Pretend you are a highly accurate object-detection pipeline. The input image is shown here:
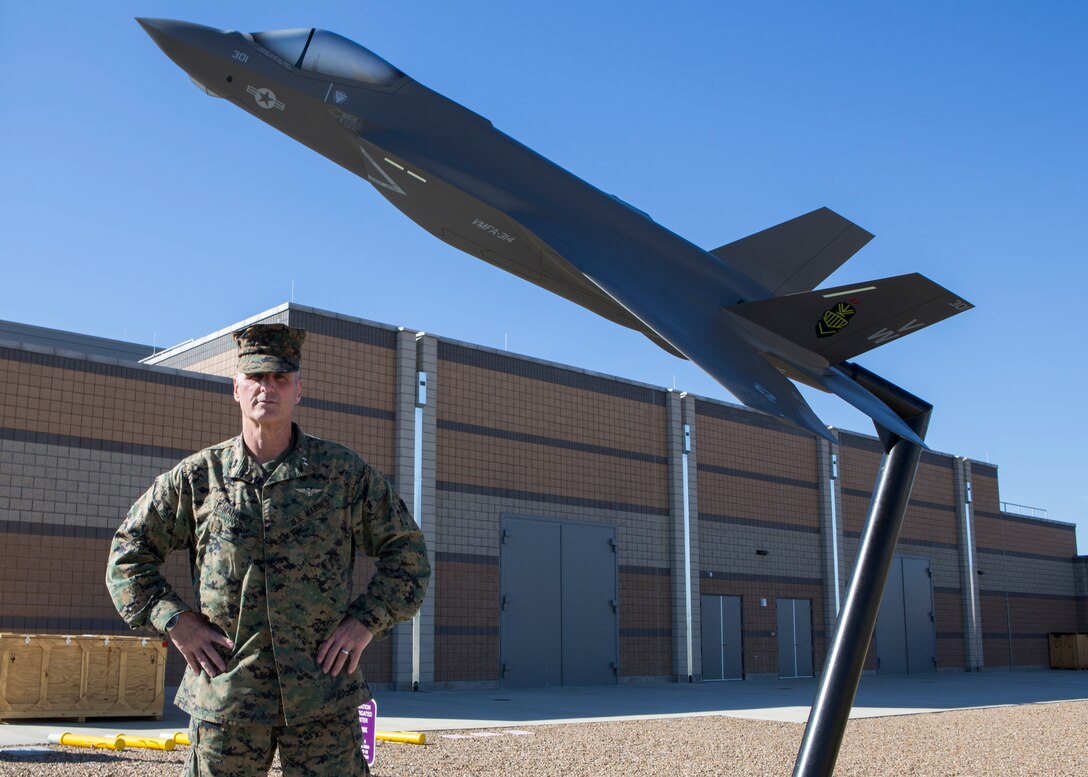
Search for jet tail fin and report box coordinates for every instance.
[710,207,873,295]
[726,273,973,365]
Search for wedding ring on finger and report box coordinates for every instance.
[340,648,352,656]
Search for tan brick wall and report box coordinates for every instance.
[3,307,1083,688]
[0,314,401,685]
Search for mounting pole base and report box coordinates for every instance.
[792,363,932,777]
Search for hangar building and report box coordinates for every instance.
[1,303,1084,688]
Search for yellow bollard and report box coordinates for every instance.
[115,734,175,751]
[158,731,191,746]
[158,728,423,747]
[48,732,126,750]
[376,731,427,745]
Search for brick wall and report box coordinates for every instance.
[2,305,1082,690]
[433,341,672,682]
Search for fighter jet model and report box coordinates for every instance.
[138,19,972,445]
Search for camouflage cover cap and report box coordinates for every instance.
[232,324,306,374]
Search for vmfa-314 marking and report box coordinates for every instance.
[139,19,972,445]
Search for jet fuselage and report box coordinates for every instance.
[140,20,971,444]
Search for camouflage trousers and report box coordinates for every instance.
[183,708,369,777]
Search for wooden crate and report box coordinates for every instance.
[0,633,167,721]
[1048,633,1088,670]
[1074,634,1088,669]
[1049,633,1068,668]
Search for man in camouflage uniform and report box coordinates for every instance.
[107,324,429,776]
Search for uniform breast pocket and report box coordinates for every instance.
[209,512,255,545]
[201,511,259,582]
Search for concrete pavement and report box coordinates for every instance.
[3,670,1087,746]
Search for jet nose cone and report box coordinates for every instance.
[136,17,217,53]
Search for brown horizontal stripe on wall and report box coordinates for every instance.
[435,551,498,566]
[435,626,500,636]
[694,399,810,438]
[933,586,962,595]
[0,615,131,633]
[699,513,821,535]
[971,465,998,479]
[0,519,117,540]
[907,498,957,514]
[937,632,966,640]
[0,427,192,461]
[1,346,232,391]
[837,434,884,453]
[696,464,817,491]
[981,632,1054,640]
[700,571,822,586]
[438,342,665,406]
[290,310,399,348]
[437,419,667,464]
[919,455,956,470]
[620,628,671,638]
[300,397,395,421]
[619,565,671,577]
[842,488,956,514]
[974,510,1077,532]
[436,481,670,516]
[979,590,1078,602]
[975,547,1075,563]
[2,423,393,471]
[843,531,959,551]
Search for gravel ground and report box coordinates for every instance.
[1,701,1085,776]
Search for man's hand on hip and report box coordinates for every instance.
[317,616,373,676]
[168,611,234,677]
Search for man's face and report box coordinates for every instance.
[233,371,302,426]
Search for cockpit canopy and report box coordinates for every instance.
[250,28,404,86]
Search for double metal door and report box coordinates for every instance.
[876,556,936,674]
[701,595,743,680]
[777,598,813,678]
[500,517,618,688]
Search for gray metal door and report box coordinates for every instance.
[500,519,562,687]
[500,517,617,687]
[876,557,909,674]
[902,557,936,673]
[777,598,813,678]
[701,595,743,681]
[561,523,618,685]
[877,556,936,674]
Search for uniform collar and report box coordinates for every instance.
[229,424,314,484]
[267,425,316,485]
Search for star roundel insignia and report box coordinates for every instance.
[246,85,285,111]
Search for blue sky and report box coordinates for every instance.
[2,2,1086,546]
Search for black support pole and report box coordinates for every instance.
[792,363,932,777]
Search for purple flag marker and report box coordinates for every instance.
[357,699,377,766]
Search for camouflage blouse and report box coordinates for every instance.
[107,426,429,725]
